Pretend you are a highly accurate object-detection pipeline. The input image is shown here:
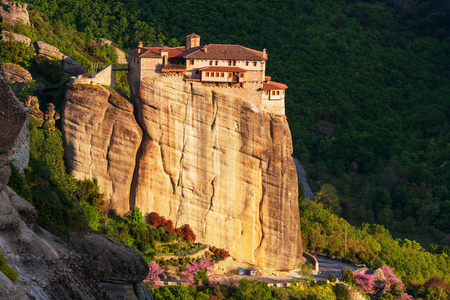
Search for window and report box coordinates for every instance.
[221,72,224,77]
[228,60,232,66]
[215,61,218,66]
[228,72,232,77]
[246,61,249,66]
[277,91,280,95]
[253,62,257,67]
[211,72,214,77]
[209,61,213,65]
[266,91,269,95]
[272,91,276,95]
[216,72,220,77]
[240,73,244,78]
[232,60,236,66]
[206,72,209,77]
[190,60,194,64]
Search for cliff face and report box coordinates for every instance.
[62,84,142,213]
[63,76,302,271]
[130,76,302,270]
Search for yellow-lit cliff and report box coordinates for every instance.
[63,73,302,271]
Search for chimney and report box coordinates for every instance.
[138,41,143,53]
[204,45,208,53]
[263,48,267,59]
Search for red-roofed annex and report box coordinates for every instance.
[127,34,288,114]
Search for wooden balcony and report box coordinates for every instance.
[161,64,186,72]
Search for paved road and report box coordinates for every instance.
[313,255,359,280]
[293,157,314,199]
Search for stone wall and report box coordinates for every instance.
[70,64,113,86]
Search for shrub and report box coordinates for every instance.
[328,273,337,283]
[209,246,230,260]
[176,224,196,242]
[0,249,18,282]
[341,268,354,283]
[144,261,163,289]
[335,283,351,300]
[149,212,175,232]
[181,257,216,287]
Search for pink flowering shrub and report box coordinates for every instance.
[353,266,413,299]
[354,273,375,293]
[181,257,217,287]
[381,266,403,291]
[144,261,163,289]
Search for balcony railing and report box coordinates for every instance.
[161,64,186,72]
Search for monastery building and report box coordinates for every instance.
[127,33,287,115]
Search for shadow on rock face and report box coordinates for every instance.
[0,59,26,155]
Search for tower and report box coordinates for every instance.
[186,33,201,49]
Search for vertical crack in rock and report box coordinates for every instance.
[254,159,265,260]
[129,90,147,210]
[159,131,176,194]
[88,134,93,179]
[203,176,216,236]
[175,86,192,227]
[105,124,116,177]
[211,93,218,130]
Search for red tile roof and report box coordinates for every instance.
[183,44,267,61]
[262,81,288,90]
[128,41,267,62]
[186,33,200,38]
[265,76,271,81]
[127,48,162,58]
[199,66,248,72]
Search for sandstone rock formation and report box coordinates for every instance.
[2,63,35,96]
[62,84,143,213]
[33,40,81,74]
[97,38,128,64]
[43,103,60,131]
[129,76,302,271]
[1,30,31,45]
[0,60,26,157]
[25,95,44,120]
[0,60,153,299]
[0,1,30,26]
[63,72,303,271]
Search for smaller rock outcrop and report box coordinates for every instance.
[0,60,26,156]
[97,38,127,64]
[25,95,44,120]
[63,84,143,213]
[33,41,81,74]
[1,30,31,45]
[43,103,60,131]
[0,1,30,26]
[3,63,34,95]
[70,232,153,300]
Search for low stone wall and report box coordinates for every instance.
[303,251,319,275]
[70,64,113,86]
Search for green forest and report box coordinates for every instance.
[17,0,450,245]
